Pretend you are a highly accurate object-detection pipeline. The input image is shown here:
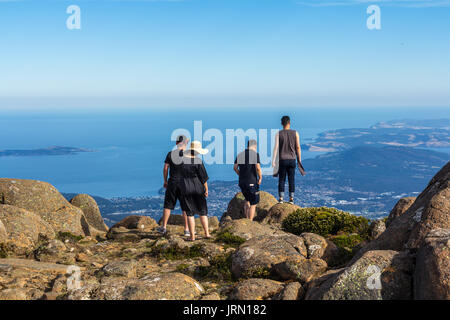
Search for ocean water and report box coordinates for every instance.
[1,107,448,198]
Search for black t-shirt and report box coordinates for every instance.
[235,149,260,185]
[165,149,184,182]
[181,156,209,184]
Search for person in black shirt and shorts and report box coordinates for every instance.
[234,140,262,221]
[179,141,210,241]
[158,135,190,236]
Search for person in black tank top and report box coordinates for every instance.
[272,116,302,204]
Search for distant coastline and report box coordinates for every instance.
[2,116,449,203]
[304,119,450,152]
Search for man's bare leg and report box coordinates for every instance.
[248,204,257,221]
[244,201,250,219]
[162,208,171,228]
[182,211,189,232]
[187,216,196,241]
[199,215,211,238]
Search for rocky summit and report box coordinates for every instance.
[0,162,449,300]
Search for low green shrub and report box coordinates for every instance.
[151,243,203,260]
[215,229,246,247]
[282,207,370,238]
[243,266,272,279]
[0,243,8,258]
[328,233,366,266]
[196,253,233,282]
[331,234,364,249]
[57,232,83,243]
[32,235,50,258]
[175,263,190,272]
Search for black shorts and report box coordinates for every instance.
[239,183,260,205]
[164,181,182,210]
[180,194,208,217]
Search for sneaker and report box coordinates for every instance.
[288,198,294,205]
[278,198,284,203]
[184,230,190,237]
[157,226,167,235]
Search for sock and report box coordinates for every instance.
[289,192,294,200]
[279,192,285,200]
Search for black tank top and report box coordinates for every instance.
[279,129,298,160]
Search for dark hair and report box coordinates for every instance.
[247,139,257,148]
[281,116,290,127]
[176,135,187,145]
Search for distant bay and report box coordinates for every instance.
[1,107,449,198]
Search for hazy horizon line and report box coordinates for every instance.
[0,105,449,114]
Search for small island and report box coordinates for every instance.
[0,146,92,157]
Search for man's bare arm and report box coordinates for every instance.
[233,163,240,176]
[163,163,169,188]
[256,163,262,185]
[204,182,209,197]
[296,132,301,162]
[272,132,279,167]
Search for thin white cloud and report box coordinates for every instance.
[0,0,185,2]
[295,0,450,8]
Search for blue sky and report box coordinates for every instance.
[0,0,449,109]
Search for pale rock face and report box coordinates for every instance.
[262,202,301,226]
[67,273,204,300]
[369,220,386,240]
[222,191,278,222]
[352,162,450,260]
[231,233,309,279]
[0,205,56,254]
[0,219,7,243]
[385,197,416,227]
[70,194,108,232]
[110,215,158,232]
[218,218,286,241]
[102,260,137,278]
[0,178,91,237]
[414,228,450,300]
[273,256,328,284]
[299,233,342,267]
[0,178,70,214]
[306,250,413,300]
[229,278,284,300]
[406,163,450,249]
[0,288,28,300]
[274,281,305,300]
